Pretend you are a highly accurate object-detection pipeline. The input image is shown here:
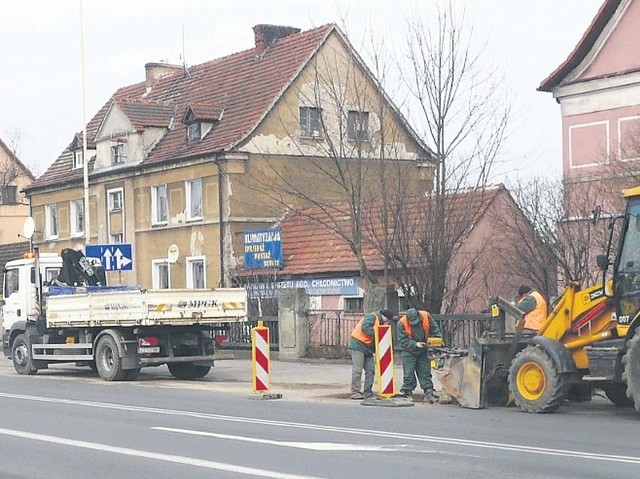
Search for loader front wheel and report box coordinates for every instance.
[508,346,568,413]
[622,328,640,412]
[95,335,127,381]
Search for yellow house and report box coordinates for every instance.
[25,24,433,289]
[0,137,34,245]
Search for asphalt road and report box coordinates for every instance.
[1,359,640,479]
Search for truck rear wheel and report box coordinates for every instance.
[95,335,127,381]
[168,363,210,379]
[508,345,568,413]
[622,328,640,411]
[12,334,37,375]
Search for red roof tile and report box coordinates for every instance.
[274,187,504,276]
[28,24,333,191]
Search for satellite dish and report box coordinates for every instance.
[22,217,35,239]
[167,244,180,264]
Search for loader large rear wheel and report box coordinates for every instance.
[622,328,640,412]
[508,346,568,413]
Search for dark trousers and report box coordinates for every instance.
[400,351,433,394]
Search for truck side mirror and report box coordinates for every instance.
[596,254,609,270]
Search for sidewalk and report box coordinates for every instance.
[210,358,441,401]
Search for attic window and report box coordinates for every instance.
[187,122,201,142]
[299,107,322,138]
[111,143,125,165]
[347,111,369,141]
[73,149,84,169]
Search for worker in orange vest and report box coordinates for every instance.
[397,307,442,403]
[348,308,394,400]
[516,285,548,333]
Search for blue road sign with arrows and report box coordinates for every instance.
[86,244,133,271]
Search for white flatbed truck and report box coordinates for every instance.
[1,249,247,380]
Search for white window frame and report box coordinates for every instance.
[70,199,85,237]
[110,233,124,244]
[45,204,59,239]
[108,188,123,212]
[111,143,125,165]
[186,179,203,221]
[186,256,206,289]
[152,259,171,289]
[151,184,168,225]
[73,149,84,169]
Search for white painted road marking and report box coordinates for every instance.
[1,392,640,464]
[152,426,442,452]
[0,427,327,479]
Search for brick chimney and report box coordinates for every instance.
[144,62,183,91]
[253,25,301,54]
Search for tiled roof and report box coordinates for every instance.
[28,24,334,190]
[114,99,176,130]
[539,0,622,91]
[275,186,505,276]
[185,102,224,122]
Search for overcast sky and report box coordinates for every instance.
[0,0,603,183]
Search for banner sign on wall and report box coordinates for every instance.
[248,276,359,297]
[244,228,283,269]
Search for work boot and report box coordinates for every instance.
[350,392,364,400]
[396,390,412,398]
[424,391,438,404]
[363,391,375,399]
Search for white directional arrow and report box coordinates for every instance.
[102,249,113,270]
[114,248,132,269]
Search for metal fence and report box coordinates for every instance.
[215,316,279,350]
[215,309,492,354]
[308,311,492,350]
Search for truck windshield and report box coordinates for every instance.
[618,197,640,274]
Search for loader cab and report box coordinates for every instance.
[609,191,640,326]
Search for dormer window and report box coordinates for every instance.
[187,122,201,142]
[73,149,84,169]
[111,143,125,165]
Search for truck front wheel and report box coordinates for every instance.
[168,363,210,379]
[12,334,37,375]
[95,335,127,381]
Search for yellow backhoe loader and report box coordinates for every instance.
[437,186,640,413]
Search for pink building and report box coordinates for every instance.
[540,0,640,216]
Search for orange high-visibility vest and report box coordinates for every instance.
[524,290,548,332]
[351,313,381,345]
[399,310,431,338]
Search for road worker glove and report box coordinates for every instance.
[416,342,427,348]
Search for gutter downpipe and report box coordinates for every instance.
[216,156,226,287]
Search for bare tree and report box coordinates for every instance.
[244,27,430,287]
[493,176,611,299]
[380,1,511,312]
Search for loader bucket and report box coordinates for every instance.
[436,337,512,409]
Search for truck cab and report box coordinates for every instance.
[2,253,61,345]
